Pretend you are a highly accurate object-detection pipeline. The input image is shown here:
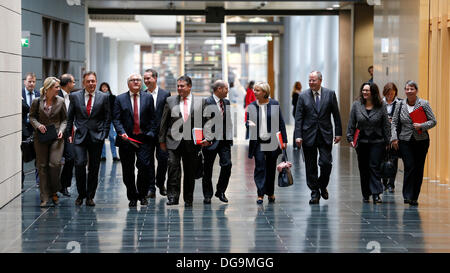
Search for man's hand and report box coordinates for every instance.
[391,140,399,150]
[68,136,73,143]
[121,133,129,141]
[295,138,303,148]
[200,139,212,147]
[334,136,341,144]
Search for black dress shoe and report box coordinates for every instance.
[215,192,228,203]
[372,195,382,204]
[101,157,106,161]
[129,200,137,207]
[268,195,276,203]
[140,198,148,206]
[147,190,156,199]
[362,197,370,203]
[404,199,411,204]
[75,197,84,206]
[86,199,96,206]
[166,199,179,206]
[185,202,193,207]
[203,197,211,204]
[59,188,71,197]
[409,200,419,206]
[159,186,167,196]
[388,186,395,193]
[309,198,320,205]
[320,188,329,200]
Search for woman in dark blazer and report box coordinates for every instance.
[391,80,437,206]
[99,82,119,161]
[246,82,287,204]
[381,82,401,192]
[347,82,390,203]
[29,77,67,207]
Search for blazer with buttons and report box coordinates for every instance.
[390,97,437,142]
[202,95,233,150]
[29,96,67,140]
[347,100,391,144]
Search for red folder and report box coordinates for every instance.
[409,106,427,134]
[352,129,360,148]
[276,131,284,149]
[192,128,204,145]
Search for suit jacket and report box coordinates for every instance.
[146,87,170,136]
[294,87,342,147]
[28,96,67,140]
[346,101,391,144]
[22,88,40,139]
[159,94,204,151]
[112,91,157,147]
[66,89,111,144]
[246,99,287,159]
[202,95,233,151]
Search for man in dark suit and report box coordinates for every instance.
[294,71,342,204]
[58,74,76,197]
[159,75,205,207]
[66,71,111,206]
[113,73,157,207]
[202,80,233,204]
[22,72,40,186]
[143,68,170,198]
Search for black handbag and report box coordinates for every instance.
[21,136,35,163]
[278,149,293,187]
[37,124,58,143]
[380,150,397,179]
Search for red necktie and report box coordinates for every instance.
[219,99,224,115]
[86,94,92,116]
[183,97,188,122]
[133,93,140,135]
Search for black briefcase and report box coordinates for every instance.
[21,136,35,162]
[37,124,57,143]
[278,150,293,187]
[380,150,397,179]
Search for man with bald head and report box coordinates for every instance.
[113,73,157,207]
[201,80,233,204]
[294,71,342,205]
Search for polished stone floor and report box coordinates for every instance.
[1,139,450,253]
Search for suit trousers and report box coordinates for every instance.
[253,143,278,197]
[118,138,152,201]
[355,142,385,198]
[303,133,333,198]
[60,138,75,189]
[74,135,103,200]
[148,138,168,192]
[34,138,64,202]
[202,142,232,198]
[399,138,430,201]
[167,140,197,203]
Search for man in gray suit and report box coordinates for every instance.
[159,75,205,207]
[294,71,342,204]
[66,71,111,206]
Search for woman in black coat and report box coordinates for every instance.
[99,82,119,161]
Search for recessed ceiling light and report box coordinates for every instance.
[333,4,340,8]
[326,7,333,10]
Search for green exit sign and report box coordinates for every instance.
[21,38,29,48]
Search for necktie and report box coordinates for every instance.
[183,97,188,122]
[133,93,140,135]
[315,91,320,110]
[28,92,33,107]
[86,94,92,116]
[219,99,224,116]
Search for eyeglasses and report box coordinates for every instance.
[129,79,141,82]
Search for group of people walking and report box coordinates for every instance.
[22,68,436,209]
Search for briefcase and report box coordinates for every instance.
[380,150,397,179]
[21,136,35,162]
[37,124,57,143]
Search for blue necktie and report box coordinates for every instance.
[315,91,320,110]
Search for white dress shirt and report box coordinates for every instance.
[256,100,270,141]
[148,86,158,108]
[25,88,36,107]
[180,93,193,121]
[84,90,95,109]
[61,88,70,111]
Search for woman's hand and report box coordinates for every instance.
[38,125,46,134]
[413,123,422,131]
[57,131,63,139]
[391,140,399,150]
[247,120,256,127]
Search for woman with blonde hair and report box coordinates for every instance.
[29,77,67,207]
[246,81,287,204]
